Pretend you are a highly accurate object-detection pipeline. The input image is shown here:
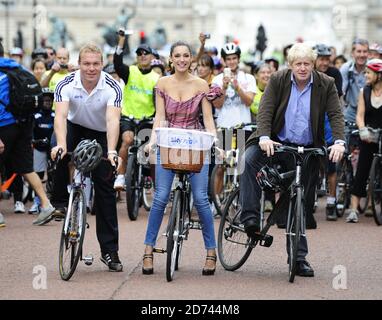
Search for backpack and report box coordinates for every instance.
[344,62,354,105]
[0,66,42,118]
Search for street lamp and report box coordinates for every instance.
[1,0,15,53]
[33,0,37,49]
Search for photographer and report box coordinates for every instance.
[112,29,159,190]
[40,48,76,99]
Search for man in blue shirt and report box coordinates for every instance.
[0,41,55,226]
[241,43,345,277]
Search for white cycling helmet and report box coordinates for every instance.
[221,42,241,59]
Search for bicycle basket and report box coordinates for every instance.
[155,127,215,173]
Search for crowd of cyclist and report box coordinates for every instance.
[0,31,381,276]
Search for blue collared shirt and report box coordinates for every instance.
[277,73,313,146]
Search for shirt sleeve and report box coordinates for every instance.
[211,74,223,89]
[106,78,123,108]
[113,47,130,84]
[54,78,70,102]
[244,74,257,94]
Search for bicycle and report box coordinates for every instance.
[164,170,203,282]
[209,122,257,216]
[217,145,326,283]
[152,127,215,282]
[366,128,382,225]
[124,116,155,221]
[58,144,118,281]
[336,123,359,217]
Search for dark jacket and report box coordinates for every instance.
[247,68,345,147]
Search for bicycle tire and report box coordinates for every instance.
[125,154,140,221]
[336,158,352,217]
[358,189,370,213]
[370,157,382,225]
[142,176,154,211]
[166,190,182,282]
[210,164,234,216]
[59,188,86,281]
[217,188,253,271]
[287,188,302,283]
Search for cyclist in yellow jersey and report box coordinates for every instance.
[113,33,160,190]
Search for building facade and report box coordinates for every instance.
[0,0,381,59]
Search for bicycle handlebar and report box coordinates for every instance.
[275,145,327,157]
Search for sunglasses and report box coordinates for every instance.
[137,51,150,56]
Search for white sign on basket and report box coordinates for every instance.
[156,128,214,151]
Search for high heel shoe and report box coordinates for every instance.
[142,253,154,275]
[202,255,216,276]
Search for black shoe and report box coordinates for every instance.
[296,260,314,277]
[52,207,66,221]
[306,215,317,229]
[100,251,123,272]
[326,204,337,221]
[243,218,260,238]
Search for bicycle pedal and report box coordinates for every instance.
[259,234,273,247]
[153,247,166,254]
[83,254,93,266]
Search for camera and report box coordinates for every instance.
[59,64,68,69]
[223,67,231,78]
[203,33,211,39]
[117,28,134,37]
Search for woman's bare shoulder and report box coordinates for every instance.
[157,75,173,89]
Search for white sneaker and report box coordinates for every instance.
[28,202,40,214]
[0,213,5,227]
[14,201,25,214]
[114,174,125,191]
[346,209,359,223]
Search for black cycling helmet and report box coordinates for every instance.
[256,165,283,192]
[313,44,331,57]
[31,47,48,60]
[72,139,103,173]
[221,42,241,60]
[42,87,54,97]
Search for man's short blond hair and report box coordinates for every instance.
[78,43,103,63]
[287,43,317,66]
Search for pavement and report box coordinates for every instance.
[0,196,382,300]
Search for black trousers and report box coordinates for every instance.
[52,121,119,253]
[240,144,320,261]
[351,141,378,198]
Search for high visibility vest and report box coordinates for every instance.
[122,65,159,118]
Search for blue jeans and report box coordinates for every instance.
[144,151,216,250]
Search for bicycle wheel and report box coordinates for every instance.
[59,188,86,281]
[369,157,382,225]
[217,188,253,271]
[125,154,140,220]
[142,176,154,211]
[286,188,302,283]
[336,158,352,217]
[358,189,371,213]
[166,190,182,282]
[210,165,234,216]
